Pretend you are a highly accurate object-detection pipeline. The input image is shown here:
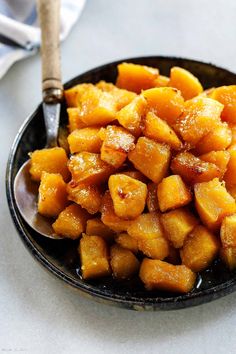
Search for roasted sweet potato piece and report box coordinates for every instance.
[115,233,138,253]
[116,62,159,93]
[67,108,87,133]
[160,207,199,248]
[122,170,147,183]
[224,147,236,186]
[78,86,117,126]
[220,247,236,270]
[227,185,236,200]
[139,259,196,293]
[116,95,147,136]
[169,67,203,100]
[68,152,114,185]
[127,213,169,260]
[67,181,102,214]
[101,191,133,232]
[110,245,140,280]
[210,85,236,124]
[229,124,236,146]
[144,112,182,150]
[100,125,135,168]
[79,234,110,279]
[86,218,115,242]
[174,97,223,146]
[194,123,232,155]
[157,175,192,212]
[38,172,68,217]
[194,178,236,231]
[64,83,92,107]
[96,80,137,110]
[200,151,230,179]
[143,87,184,126]
[220,214,236,248]
[67,127,102,154]
[154,75,170,87]
[146,183,159,212]
[108,174,147,219]
[52,204,89,239]
[181,225,219,272]
[30,147,70,182]
[128,137,171,183]
[171,152,221,184]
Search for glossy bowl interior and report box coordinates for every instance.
[6,56,236,310]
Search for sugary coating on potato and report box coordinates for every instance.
[86,218,115,242]
[64,83,93,107]
[110,244,140,280]
[220,214,236,248]
[108,174,147,219]
[210,85,236,124]
[52,204,89,239]
[139,258,196,293]
[115,233,138,253]
[200,151,230,179]
[67,127,102,154]
[220,247,236,270]
[154,75,170,88]
[146,183,159,212]
[30,147,70,182]
[224,146,236,186]
[67,108,88,133]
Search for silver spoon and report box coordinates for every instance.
[14,0,64,239]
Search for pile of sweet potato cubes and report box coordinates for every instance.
[29,63,236,294]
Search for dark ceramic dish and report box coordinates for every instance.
[6,56,236,311]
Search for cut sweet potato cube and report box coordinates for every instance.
[194,178,236,231]
[144,112,182,150]
[181,225,219,272]
[174,97,223,146]
[110,245,140,280]
[79,234,110,279]
[171,152,221,184]
[52,204,89,239]
[38,172,68,217]
[122,170,147,183]
[67,127,102,154]
[143,87,184,126]
[108,174,147,219]
[210,85,236,124]
[200,151,230,179]
[220,214,236,248]
[139,259,196,293]
[227,185,236,200]
[101,191,133,232]
[116,62,159,93]
[154,75,170,87]
[229,124,236,146]
[67,181,102,214]
[96,80,137,110]
[67,108,87,133]
[116,95,147,136]
[157,175,192,212]
[115,233,138,253]
[29,147,70,182]
[220,247,236,270]
[86,218,115,242]
[128,137,171,183]
[224,147,236,186]
[68,152,114,185]
[160,207,199,248]
[79,86,117,125]
[146,183,159,212]
[64,83,93,107]
[169,67,203,100]
[194,122,232,155]
[100,125,135,168]
[127,213,169,260]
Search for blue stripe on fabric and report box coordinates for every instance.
[24,5,37,25]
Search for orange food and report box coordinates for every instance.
[139,259,196,293]
[122,170,147,183]
[220,214,236,248]
[181,225,219,272]
[115,233,138,253]
[52,204,89,239]
[67,108,87,133]
[67,127,102,154]
[200,151,230,179]
[116,62,159,93]
[220,247,236,270]
[110,245,140,280]
[64,83,92,107]
[210,85,236,124]
[128,137,171,183]
[146,183,159,212]
[86,218,115,242]
[157,175,192,212]
[154,75,170,87]
[224,146,236,186]
[67,182,102,214]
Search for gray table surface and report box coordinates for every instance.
[1,0,236,353]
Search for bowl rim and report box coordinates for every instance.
[6,55,236,311]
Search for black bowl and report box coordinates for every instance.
[6,56,236,311]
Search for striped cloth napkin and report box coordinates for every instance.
[0,0,86,79]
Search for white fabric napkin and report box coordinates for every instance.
[0,0,86,79]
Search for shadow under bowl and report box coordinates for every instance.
[6,56,236,311]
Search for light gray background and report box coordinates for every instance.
[1,0,236,353]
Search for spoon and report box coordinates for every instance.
[14,0,64,239]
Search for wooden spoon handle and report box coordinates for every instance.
[37,0,63,102]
